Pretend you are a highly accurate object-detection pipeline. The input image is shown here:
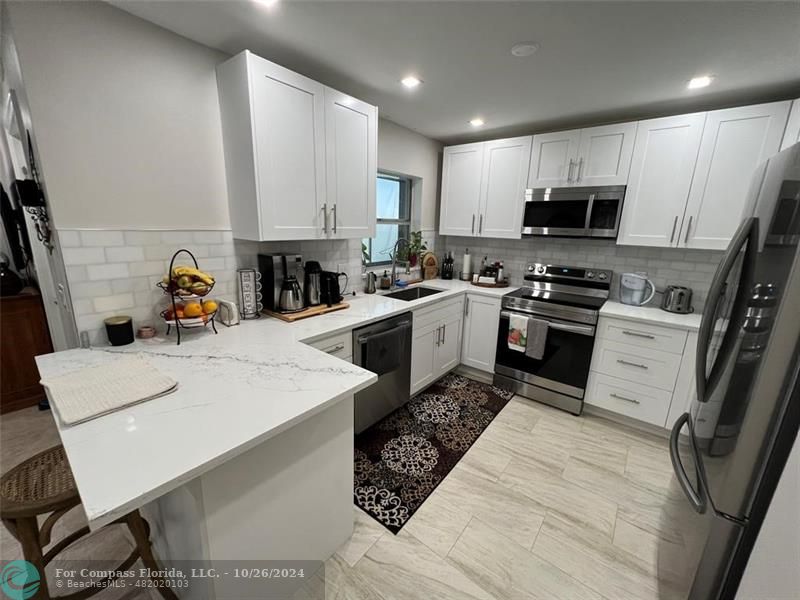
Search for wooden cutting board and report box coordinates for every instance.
[263,302,349,322]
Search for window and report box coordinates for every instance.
[362,174,411,268]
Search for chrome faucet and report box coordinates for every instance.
[389,238,410,290]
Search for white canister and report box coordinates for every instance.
[462,249,472,280]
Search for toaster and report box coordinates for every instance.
[217,299,240,326]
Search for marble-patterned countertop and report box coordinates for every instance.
[35,279,516,529]
[599,300,703,331]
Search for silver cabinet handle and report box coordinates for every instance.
[435,326,441,346]
[617,358,649,370]
[322,203,328,234]
[684,215,693,244]
[576,158,584,182]
[479,214,484,235]
[332,204,337,234]
[669,216,678,244]
[567,159,575,183]
[442,323,446,344]
[322,342,345,354]
[465,297,470,316]
[471,214,475,234]
[610,392,641,405]
[622,330,655,340]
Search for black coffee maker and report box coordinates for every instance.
[320,271,348,307]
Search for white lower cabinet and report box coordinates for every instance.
[410,297,464,395]
[460,294,501,373]
[587,316,692,428]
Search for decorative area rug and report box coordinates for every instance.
[353,374,514,533]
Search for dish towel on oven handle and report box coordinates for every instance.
[525,318,549,361]
[507,313,528,352]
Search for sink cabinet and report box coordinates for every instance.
[217,51,377,241]
[410,297,464,395]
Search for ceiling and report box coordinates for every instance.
[110,0,800,144]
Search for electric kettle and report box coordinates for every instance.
[619,272,656,306]
[304,261,323,306]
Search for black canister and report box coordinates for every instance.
[105,316,134,346]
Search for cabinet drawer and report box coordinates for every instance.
[586,372,672,427]
[598,317,688,355]
[413,297,464,329]
[307,331,352,360]
[591,339,681,391]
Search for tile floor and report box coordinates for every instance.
[1,394,697,599]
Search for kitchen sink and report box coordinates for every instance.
[384,286,444,301]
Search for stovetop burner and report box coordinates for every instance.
[503,263,613,314]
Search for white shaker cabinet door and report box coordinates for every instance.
[682,101,791,250]
[439,143,485,236]
[461,295,501,373]
[435,314,462,377]
[574,122,637,186]
[251,57,327,240]
[780,98,800,151]
[528,129,581,188]
[411,321,438,395]
[617,113,705,247]
[324,88,377,239]
[478,136,531,239]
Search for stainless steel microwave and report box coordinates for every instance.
[522,185,626,238]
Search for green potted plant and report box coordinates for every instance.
[407,231,427,268]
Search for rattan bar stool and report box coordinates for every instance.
[0,445,177,600]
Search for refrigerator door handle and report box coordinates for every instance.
[696,217,759,403]
[670,412,707,514]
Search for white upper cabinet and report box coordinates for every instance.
[682,101,791,250]
[575,122,637,186]
[527,130,581,188]
[217,51,376,241]
[528,123,635,188]
[439,142,485,236]
[618,113,706,247]
[439,137,530,239]
[780,98,800,151]
[478,136,531,238]
[324,88,377,239]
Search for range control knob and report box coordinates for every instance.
[586,271,595,279]
[598,272,608,280]
[527,265,534,272]
[536,266,545,273]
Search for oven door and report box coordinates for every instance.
[494,310,596,398]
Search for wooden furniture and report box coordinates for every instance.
[263,301,349,322]
[1,288,53,414]
[410,296,464,394]
[619,100,791,250]
[527,122,637,188]
[0,445,177,600]
[439,136,531,239]
[217,50,377,242]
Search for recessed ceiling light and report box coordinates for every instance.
[254,0,279,7]
[401,76,422,89]
[469,118,485,127]
[688,75,714,89]
[511,42,540,57]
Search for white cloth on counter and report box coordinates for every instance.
[525,318,549,361]
[507,313,528,352]
[40,354,178,425]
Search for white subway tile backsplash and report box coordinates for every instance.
[79,230,125,247]
[111,277,150,294]
[124,231,163,245]
[62,247,106,266]
[129,261,166,277]
[105,246,145,263]
[193,231,224,244]
[87,263,130,281]
[70,281,113,299]
[93,293,135,313]
[66,265,88,283]
[57,230,81,247]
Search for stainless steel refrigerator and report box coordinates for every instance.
[667,143,800,599]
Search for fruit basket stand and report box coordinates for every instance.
[157,249,218,345]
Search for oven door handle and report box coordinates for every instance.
[500,311,595,336]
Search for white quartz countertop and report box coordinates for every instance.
[600,300,703,331]
[35,279,515,529]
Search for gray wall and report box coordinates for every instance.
[441,235,722,312]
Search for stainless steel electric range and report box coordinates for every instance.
[493,263,612,415]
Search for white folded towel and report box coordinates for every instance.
[40,355,178,425]
[507,313,528,352]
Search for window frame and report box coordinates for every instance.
[363,173,412,268]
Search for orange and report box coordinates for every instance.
[184,302,203,318]
[202,300,218,314]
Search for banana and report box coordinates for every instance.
[171,266,215,284]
